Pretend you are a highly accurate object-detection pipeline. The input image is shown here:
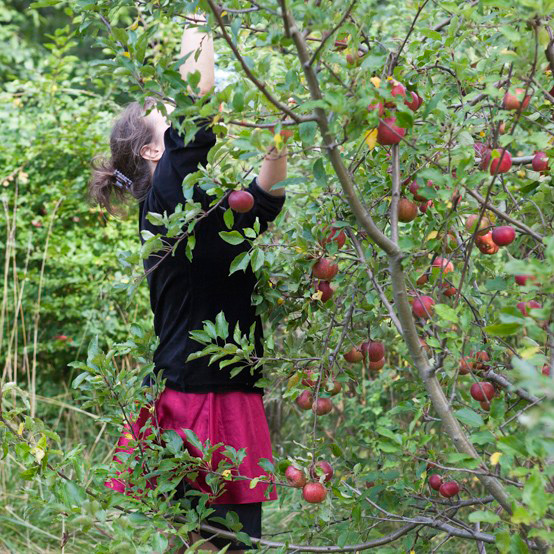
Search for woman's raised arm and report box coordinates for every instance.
[179,14,215,97]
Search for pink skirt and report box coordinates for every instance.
[104,388,278,504]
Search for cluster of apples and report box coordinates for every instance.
[428,473,460,498]
[295,369,341,415]
[466,215,516,254]
[458,350,496,411]
[343,339,386,372]
[312,226,347,303]
[367,79,423,146]
[285,460,333,503]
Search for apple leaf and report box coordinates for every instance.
[229,252,251,274]
[454,407,484,427]
[223,208,234,229]
[483,323,522,336]
[468,510,501,524]
[434,303,459,323]
[219,230,244,245]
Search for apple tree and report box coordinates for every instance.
[2,0,553,552]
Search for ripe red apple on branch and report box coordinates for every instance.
[398,197,418,222]
[344,346,363,363]
[405,91,423,111]
[320,226,346,249]
[465,214,491,236]
[431,257,454,274]
[470,382,495,401]
[228,190,254,213]
[302,482,327,503]
[439,481,460,498]
[309,460,334,483]
[361,340,385,362]
[377,117,406,145]
[312,258,339,280]
[476,232,499,255]
[315,280,334,302]
[516,300,541,317]
[429,474,443,491]
[285,465,307,488]
[368,358,385,371]
[502,88,531,111]
[312,397,333,415]
[531,151,549,173]
[514,275,536,286]
[296,390,313,410]
[491,226,515,246]
[412,295,435,319]
[489,149,512,174]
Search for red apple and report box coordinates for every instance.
[459,356,473,375]
[409,181,426,201]
[476,232,499,255]
[470,382,495,401]
[312,258,339,280]
[439,481,460,498]
[412,296,435,319]
[296,390,313,410]
[377,117,406,145]
[429,474,443,491]
[301,369,317,387]
[405,91,422,111]
[465,215,491,236]
[416,274,429,286]
[312,397,333,415]
[441,284,457,298]
[361,340,385,362]
[480,400,491,411]
[398,197,418,222]
[531,151,549,172]
[489,149,512,174]
[326,379,342,396]
[285,465,307,488]
[502,88,531,111]
[316,281,334,302]
[515,275,535,286]
[516,300,541,317]
[344,347,363,363]
[432,257,454,274]
[385,81,406,107]
[228,190,254,213]
[473,350,490,367]
[542,364,551,377]
[302,482,327,503]
[491,226,515,246]
[320,226,346,249]
[309,460,334,483]
[369,358,385,371]
[367,102,385,116]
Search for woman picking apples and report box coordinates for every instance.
[88,14,287,553]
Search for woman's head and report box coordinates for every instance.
[88,97,171,217]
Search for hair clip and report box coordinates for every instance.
[114,169,133,190]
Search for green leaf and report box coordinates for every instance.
[313,158,327,186]
[468,510,501,524]
[455,407,484,427]
[419,29,443,41]
[251,249,264,272]
[183,429,204,453]
[229,252,250,274]
[219,231,244,245]
[435,303,459,323]
[215,311,229,339]
[163,430,183,455]
[299,121,317,145]
[223,208,234,229]
[483,323,522,336]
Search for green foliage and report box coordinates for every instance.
[1,0,554,552]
